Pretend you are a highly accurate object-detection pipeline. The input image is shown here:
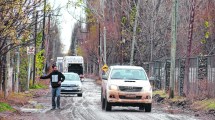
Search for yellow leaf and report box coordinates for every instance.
[201,39,206,44]
[204,21,209,28]
[205,32,209,39]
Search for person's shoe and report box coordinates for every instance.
[57,107,61,110]
[51,107,56,110]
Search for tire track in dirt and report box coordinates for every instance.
[60,79,105,120]
[19,78,200,120]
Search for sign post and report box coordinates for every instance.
[27,46,35,90]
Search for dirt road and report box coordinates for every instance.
[13,78,201,120]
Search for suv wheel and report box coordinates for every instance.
[77,93,82,97]
[105,98,112,111]
[145,103,152,112]
[139,105,144,111]
[101,88,103,102]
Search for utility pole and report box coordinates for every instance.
[169,0,178,98]
[103,27,106,64]
[33,11,38,85]
[150,39,153,61]
[45,14,51,68]
[130,0,140,65]
[100,25,102,64]
[41,0,46,49]
[120,0,123,65]
[98,23,102,78]
[41,0,46,74]
[52,23,56,60]
[27,55,32,90]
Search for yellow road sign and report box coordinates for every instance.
[102,64,108,72]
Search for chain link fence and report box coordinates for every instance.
[143,55,215,98]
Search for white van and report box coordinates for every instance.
[63,56,84,81]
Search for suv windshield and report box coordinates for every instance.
[110,68,147,80]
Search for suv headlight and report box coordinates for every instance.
[77,85,82,90]
[143,86,152,92]
[109,85,118,90]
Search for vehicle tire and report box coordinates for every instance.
[105,98,112,111]
[101,89,105,110]
[102,97,105,110]
[145,103,152,112]
[139,105,144,111]
[101,88,103,102]
[78,93,82,97]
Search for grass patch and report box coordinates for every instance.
[153,90,186,101]
[170,96,186,102]
[0,102,14,112]
[10,92,33,98]
[29,79,49,90]
[0,92,33,106]
[153,90,168,98]
[30,83,47,89]
[193,99,215,110]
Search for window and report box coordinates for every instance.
[110,68,147,80]
[64,74,80,81]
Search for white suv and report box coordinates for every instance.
[101,65,152,112]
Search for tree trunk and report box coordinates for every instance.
[184,0,196,96]
[93,62,96,75]
[4,43,11,98]
[0,59,2,92]
[130,0,140,65]
[7,40,13,97]
[8,67,13,92]
[14,48,20,93]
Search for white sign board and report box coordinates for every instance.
[27,46,35,55]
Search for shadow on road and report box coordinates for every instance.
[60,94,82,97]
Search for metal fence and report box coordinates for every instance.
[143,55,215,98]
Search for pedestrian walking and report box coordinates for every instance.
[40,64,65,110]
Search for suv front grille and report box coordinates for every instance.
[119,95,142,99]
[119,86,142,92]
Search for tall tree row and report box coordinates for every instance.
[0,0,64,98]
[0,0,43,98]
[74,0,215,75]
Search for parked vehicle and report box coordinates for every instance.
[56,57,63,72]
[101,65,152,112]
[61,72,83,97]
[63,56,84,81]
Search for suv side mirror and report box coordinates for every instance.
[102,75,107,80]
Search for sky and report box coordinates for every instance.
[48,0,82,54]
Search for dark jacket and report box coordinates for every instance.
[40,70,65,88]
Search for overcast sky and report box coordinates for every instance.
[48,0,82,54]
